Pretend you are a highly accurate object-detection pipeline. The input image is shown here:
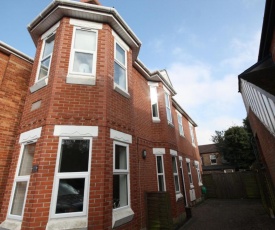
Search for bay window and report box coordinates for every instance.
[177,112,184,136]
[114,43,127,91]
[149,83,160,122]
[172,156,180,193]
[165,91,172,124]
[37,34,55,81]
[51,138,91,218]
[186,158,193,186]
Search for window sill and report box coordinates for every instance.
[112,207,134,228]
[114,85,130,98]
[46,217,87,230]
[176,193,183,201]
[152,118,161,123]
[168,122,174,128]
[30,77,48,93]
[190,184,194,189]
[0,219,22,230]
[66,73,96,85]
[199,182,203,186]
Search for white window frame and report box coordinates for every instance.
[148,82,160,122]
[176,111,184,136]
[194,161,203,186]
[189,122,195,146]
[67,26,98,85]
[186,158,194,188]
[164,87,173,124]
[113,31,129,98]
[113,141,130,210]
[155,155,166,192]
[30,23,59,93]
[110,129,134,228]
[50,137,92,219]
[210,154,217,165]
[170,150,183,201]
[8,127,42,221]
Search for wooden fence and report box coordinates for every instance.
[202,171,260,199]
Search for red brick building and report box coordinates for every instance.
[0,1,202,229]
[238,0,275,216]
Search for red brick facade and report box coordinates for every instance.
[0,44,33,220]
[0,1,202,229]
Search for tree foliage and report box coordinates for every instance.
[211,118,256,169]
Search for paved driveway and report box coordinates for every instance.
[181,199,275,230]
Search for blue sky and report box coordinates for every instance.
[0,0,265,144]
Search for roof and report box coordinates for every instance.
[202,164,236,171]
[198,144,218,154]
[258,0,275,61]
[0,41,33,63]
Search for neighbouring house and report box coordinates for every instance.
[199,144,235,174]
[238,0,275,216]
[0,0,203,229]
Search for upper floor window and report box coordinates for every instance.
[189,122,195,145]
[177,112,184,136]
[70,28,97,76]
[37,34,55,81]
[149,83,160,122]
[114,42,127,91]
[164,91,172,124]
[210,154,217,165]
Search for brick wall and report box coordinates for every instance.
[0,51,32,221]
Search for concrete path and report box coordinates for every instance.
[180,199,275,230]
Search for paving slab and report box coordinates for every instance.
[180,199,275,230]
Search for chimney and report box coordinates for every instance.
[80,0,101,5]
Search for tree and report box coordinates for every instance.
[211,119,256,169]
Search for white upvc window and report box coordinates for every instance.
[156,155,166,191]
[177,111,184,136]
[110,129,134,228]
[194,161,203,186]
[189,122,195,145]
[8,127,42,221]
[67,26,98,86]
[164,89,172,124]
[172,156,180,193]
[37,33,55,82]
[186,158,193,187]
[113,141,130,209]
[210,154,217,165]
[51,137,92,218]
[149,83,160,122]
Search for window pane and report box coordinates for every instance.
[157,156,163,173]
[10,182,27,216]
[174,175,179,191]
[114,62,126,90]
[74,30,96,51]
[115,145,127,170]
[113,174,128,209]
[38,56,51,80]
[59,140,89,173]
[158,175,165,192]
[19,143,36,176]
[116,43,125,65]
[73,52,93,74]
[56,178,84,214]
[43,34,55,58]
[172,157,177,173]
